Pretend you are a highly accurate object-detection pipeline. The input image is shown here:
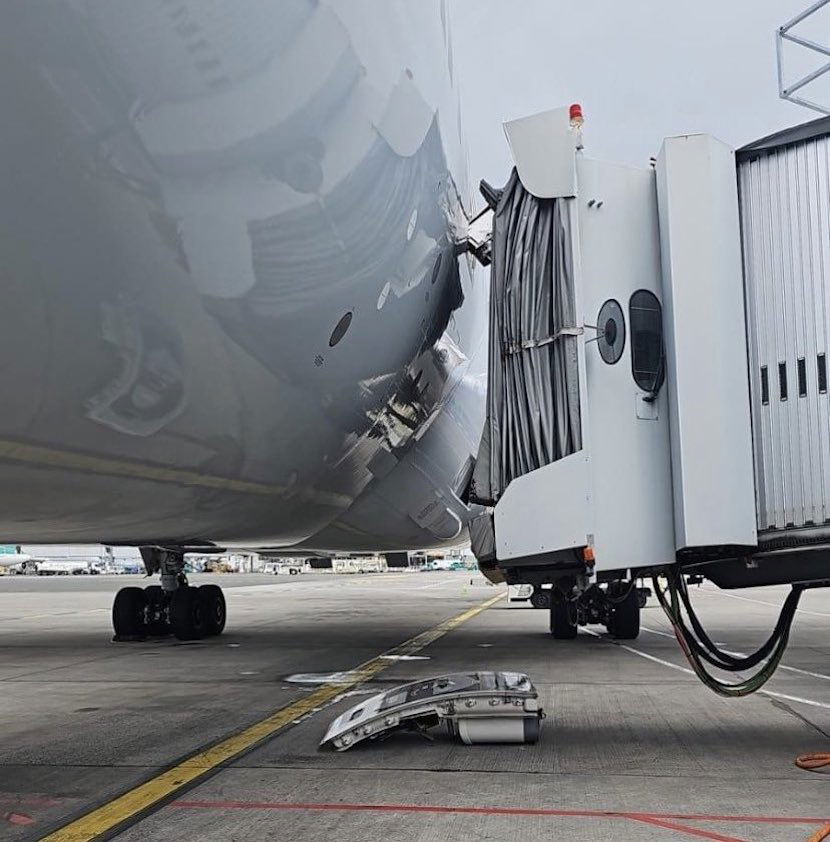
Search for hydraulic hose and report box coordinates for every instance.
[651,571,805,697]
[674,571,804,672]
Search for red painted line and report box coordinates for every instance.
[654,813,828,825]
[3,812,35,826]
[0,796,62,807]
[171,800,830,826]
[626,814,747,842]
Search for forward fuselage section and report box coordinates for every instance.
[0,0,486,549]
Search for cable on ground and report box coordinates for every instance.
[806,821,830,842]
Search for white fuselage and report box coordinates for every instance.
[0,0,487,551]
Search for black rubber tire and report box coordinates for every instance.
[169,587,206,641]
[549,599,578,639]
[112,587,147,637]
[143,585,169,635]
[609,582,640,640]
[198,584,226,637]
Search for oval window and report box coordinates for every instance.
[629,290,665,392]
[328,311,353,347]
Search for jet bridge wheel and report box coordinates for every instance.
[607,581,640,640]
[549,596,578,640]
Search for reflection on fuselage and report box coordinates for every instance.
[0,0,487,550]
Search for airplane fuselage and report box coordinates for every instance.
[0,0,486,551]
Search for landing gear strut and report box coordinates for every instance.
[111,547,226,642]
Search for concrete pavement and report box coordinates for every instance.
[0,573,827,841]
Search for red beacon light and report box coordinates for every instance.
[569,103,584,128]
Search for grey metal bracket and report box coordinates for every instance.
[778,1,830,115]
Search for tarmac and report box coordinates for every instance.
[0,571,828,841]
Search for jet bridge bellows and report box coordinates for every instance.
[468,168,581,507]
[473,105,830,590]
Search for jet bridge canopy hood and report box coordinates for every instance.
[475,105,745,576]
[473,104,830,592]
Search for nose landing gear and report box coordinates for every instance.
[111,547,227,642]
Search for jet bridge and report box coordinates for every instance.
[469,106,830,685]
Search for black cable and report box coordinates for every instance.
[679,573,801,667]
[606,580,637,605]
[651,572,803,697]
[674,571,804,671]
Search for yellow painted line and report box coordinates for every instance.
[41,591,505,842]
[0,439,351,507]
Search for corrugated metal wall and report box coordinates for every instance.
[738,138,830,533]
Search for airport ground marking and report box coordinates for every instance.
[697,586,830,619]
[642,625,830,683]
[169,799,830,841]
[585,628,830,710]
[39,591,504,842]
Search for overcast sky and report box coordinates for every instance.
[453,0,827,185]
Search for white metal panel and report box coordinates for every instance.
[503,106,579,199]
[738,136,830,533]
[494,158,676,572]
[576,158,676,571]
[495,451,592,560]
[656,135,757,550]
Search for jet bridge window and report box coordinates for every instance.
[629,290,665,393]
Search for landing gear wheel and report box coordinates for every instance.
[198,584,226,637]
[608,582,640,640]
[143,585,169,636]
[112,587,148,639]
[170,586,206,641]
[550,598,578,639]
